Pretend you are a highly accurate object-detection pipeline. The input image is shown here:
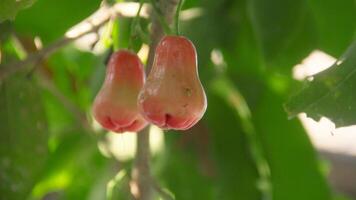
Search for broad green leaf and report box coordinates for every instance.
[285,41,356,127]
[0,0,36,22]
[47,46,99,111]
[217,44,331,199]
[13,0,101,42]
[0,75,48,200]
[248,0,317,71]
[254,84,332,200]
[220,0,264,77]
[36,46,100,136]
[205,89,261,200]
[183,0,240,71]
[211,77,272,199]
[41,88,77,136]
[308,0,356,56]
[248,0,306,58]
[31,130,114,200]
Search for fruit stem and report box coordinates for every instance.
[149,0,173,35]
[174,0,184,35]
[128,0,145,50]
[112,20,120,51]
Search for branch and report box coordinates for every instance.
[131,127,151,200]
[0,2,150,81]
[131,0,179,200]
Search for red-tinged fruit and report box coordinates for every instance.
[138,36,207,130]
[92,50,147,133]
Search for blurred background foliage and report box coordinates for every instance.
[0,0,356,199]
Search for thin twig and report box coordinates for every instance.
[0,2,150,81]
[131,0,179,200]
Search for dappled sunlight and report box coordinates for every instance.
[299,114,356,156]
[92,116,104,133]
[65,3,147,39]
[65,2,149,54]
[293,50,336,80]
[210,49,226,73]
[137,44,149,64]
[180,8,203,21]
[112,2,149,19]
[97,125,164,161]
[66,5,202,54]
[33,36,43,50]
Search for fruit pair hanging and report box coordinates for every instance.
[92,36,207,133]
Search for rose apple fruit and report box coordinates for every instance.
[138,36,207,130]
[93,50,147,133]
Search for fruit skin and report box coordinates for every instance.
[92,50,147,133]
[138,35,207,130]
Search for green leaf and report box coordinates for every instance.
[13,0,101,42]
[206,87,261,200]
[248,0,317,71]
[47,46,99,111]
[0,0,36,22]
[31,130,114,200]
[210,77,272,199]
[0,75,48,199]
[248,0,305,58]
[285,41,356,127]
[217,53,331,199]
[255,84,332,200]
[223,7,263,75]
[308,0,356,56]
[183,0,240,68]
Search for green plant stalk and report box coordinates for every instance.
[128,0,145,50]
[174,0,184,35]
[111,20,120,51]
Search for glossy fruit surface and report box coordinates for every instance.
[138,36,207,130]
[92,50,147,133]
